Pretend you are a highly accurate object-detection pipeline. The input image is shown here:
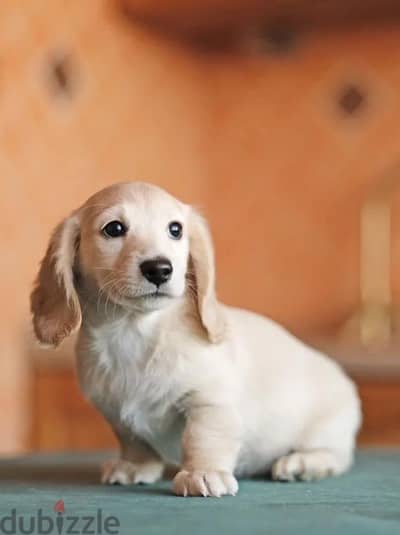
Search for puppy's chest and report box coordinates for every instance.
[81,322,184,459]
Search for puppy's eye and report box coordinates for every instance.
[102,220,127,238]
[168,221,183,240]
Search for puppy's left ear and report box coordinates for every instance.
[30,213,81,348]
[188,209,226,343]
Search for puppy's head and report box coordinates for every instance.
[31,182,225,348]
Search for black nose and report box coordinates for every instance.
[140,258,173,287]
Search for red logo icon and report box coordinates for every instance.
[54,500,65,514]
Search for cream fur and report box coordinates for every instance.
[31,181,361,497]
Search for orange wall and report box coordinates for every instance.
[2,0,400,451]
[0,0,211,452]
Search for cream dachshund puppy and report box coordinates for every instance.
[31,182,361,497]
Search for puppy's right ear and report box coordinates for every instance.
[31,214,81,348]
[188,209,226,343]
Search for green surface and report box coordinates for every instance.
[0,451,398,534]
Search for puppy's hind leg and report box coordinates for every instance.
[271,449,349,482]
[272,398,361,482]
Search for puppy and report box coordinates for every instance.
[31,182,361,497]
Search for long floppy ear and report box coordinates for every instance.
[188,209,226,343]
[30,214,81,348]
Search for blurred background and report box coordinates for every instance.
[1,0,400,455]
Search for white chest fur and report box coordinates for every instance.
[76,311,184,464]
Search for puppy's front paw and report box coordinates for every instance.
[172,470,238,497]
[101,459,163,485]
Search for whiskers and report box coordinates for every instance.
[93,267,138,319]
[185,267,198,303]
[89,265,185,319]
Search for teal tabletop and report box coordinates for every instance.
[0,450,398,535]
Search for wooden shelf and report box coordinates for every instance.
[121,0,400,35]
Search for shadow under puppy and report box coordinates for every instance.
[31,182,361,497]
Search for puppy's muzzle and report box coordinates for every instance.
[140,257,173,287]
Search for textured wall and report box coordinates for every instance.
[1,0,400,451]
[0,0,210,452]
